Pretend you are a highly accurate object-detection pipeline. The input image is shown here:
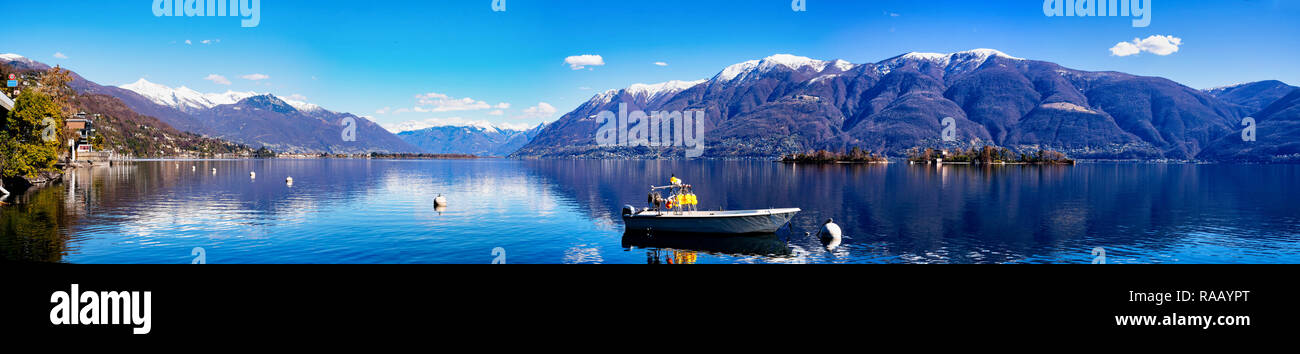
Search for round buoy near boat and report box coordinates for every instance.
[250,171,256,179]
[818,218,843,250]
[434,194,448,207]
[820,218,842,239]
[285,177,294,185]
[211,168,217,174]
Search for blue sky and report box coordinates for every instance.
[3,0,1298,131]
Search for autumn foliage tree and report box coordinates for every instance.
[1,90,63,178]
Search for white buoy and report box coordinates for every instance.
[285,177,294,185]
[817,218,844,250]
[819,218,842,239]
[192,166,196,171]
[434,194,448,207]
[250,171,256,179]
[212,168,217,174]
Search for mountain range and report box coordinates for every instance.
[513,49,1300,161]
[396,122,545,157]
[7,50,1298,161]
[2,54,419,154]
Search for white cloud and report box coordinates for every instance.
[413,92,494,112]
[285,94,309,101]
[185,40,193,45]
[201,39,212,44]
[519,102,557,119]
[204,74,232,85]
[488,110,504,116]
[375,107,392,114]
[241,73,271,81]
[654,62,668,67]
[564,55,605,70]
[53,52,68,59]
[494,102,511,109]
[1110,35,1183,57]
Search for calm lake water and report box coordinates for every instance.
[2,159,1298,264]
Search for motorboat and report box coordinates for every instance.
[622,183,800,234]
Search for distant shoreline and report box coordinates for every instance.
[104,156,1295,165]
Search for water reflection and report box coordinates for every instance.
[2,159,1299,263]
[622,231,793,263]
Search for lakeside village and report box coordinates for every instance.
[0,65,485,198]
[781,146,1075,165]
[1,67,109,196]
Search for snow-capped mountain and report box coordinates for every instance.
[515,48,1296,160]
[623,80,707,102]
[118,78,312,112]
[383,118,510,135]
[874,48,1023,76]
[396,122,546,156]
[0,53,42,68]
[711,54,854,83]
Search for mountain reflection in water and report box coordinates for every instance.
[2,159,1298,264]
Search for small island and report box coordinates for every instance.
[906,146,1075,165]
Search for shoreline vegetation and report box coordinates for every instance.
[780,147,888,164]
[779,146,1076,165]
[275,152,482,159]
[906,146,1075,165]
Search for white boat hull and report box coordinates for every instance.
[622,208,801,234]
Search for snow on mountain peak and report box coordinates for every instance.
[383,118,537,134]
[877,48,1023,76]
[625,79,706,100]
[758,54,829,72]
[204,90,262,106]
[831,59,856,72]
[716,59,761,82]
[277,95,323,113]
[121,79,214,111]
[118,78,325,113]
[0,53,35,64]
[715,54,836,82]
